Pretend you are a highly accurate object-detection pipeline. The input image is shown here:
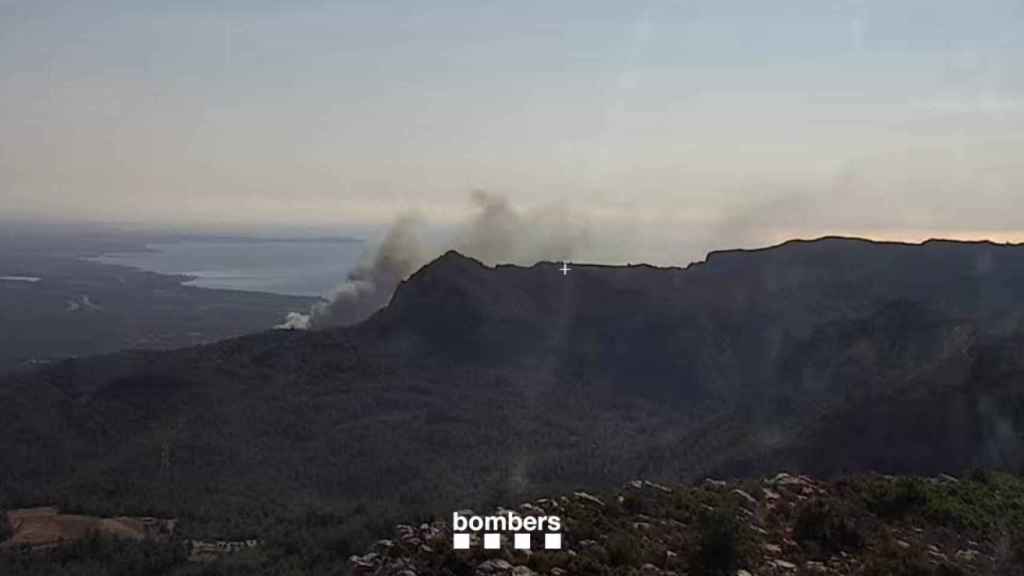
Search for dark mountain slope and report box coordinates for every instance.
[2,237,1024,543]
[753,329,1024,478]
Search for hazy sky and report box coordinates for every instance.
[2,1,1023,260]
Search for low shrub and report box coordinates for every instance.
[606,533,641,567]
[793,498,865,555]
[863,542,945,576]
[865,477,928,519]
[689,510,742,576]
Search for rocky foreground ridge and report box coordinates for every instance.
[352,473,1024,576]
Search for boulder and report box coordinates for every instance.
[573,491,605,507]
[476,559,513,574]
[732,489,758,507]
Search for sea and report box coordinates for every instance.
[91,239,366,297]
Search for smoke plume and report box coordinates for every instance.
[454,190,584,265]
[277,191,587,330]
[278,214,425,329]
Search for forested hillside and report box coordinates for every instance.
[2,238,1024,572]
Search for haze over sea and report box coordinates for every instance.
[93,239,365,297]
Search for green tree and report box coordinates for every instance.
[0,508,11,543]
[690,510,742,576]
[794,498,864,556]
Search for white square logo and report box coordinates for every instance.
[449,510,562,550]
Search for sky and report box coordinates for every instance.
[2,1,1023,262]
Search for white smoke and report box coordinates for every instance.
[275,312,311,330]
[453,190,585,265]
[277,191,588,330]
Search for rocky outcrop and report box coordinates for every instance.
[352,473,1024,575]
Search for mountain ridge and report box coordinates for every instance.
[2,236,1024,553]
